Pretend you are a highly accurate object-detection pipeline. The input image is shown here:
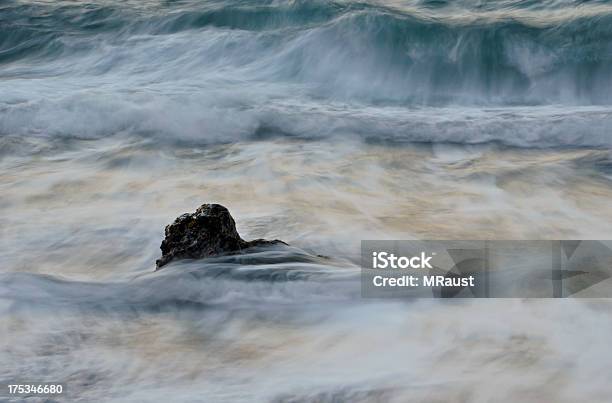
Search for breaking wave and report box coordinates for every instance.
[2,0,612,147]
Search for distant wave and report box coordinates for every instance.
[2,101,611,149]
[1,0,612,147]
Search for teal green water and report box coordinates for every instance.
[2,0,612,148]
[2,1,612,402]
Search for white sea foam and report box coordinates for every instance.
[2,1,612,402]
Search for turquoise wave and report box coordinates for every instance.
[2,0,612,104]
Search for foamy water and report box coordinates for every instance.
[2,0,612,401]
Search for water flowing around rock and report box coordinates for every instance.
[2,1,612,402]
[156,203,286,268]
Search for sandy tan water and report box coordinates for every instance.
[2,0,612,401]
[2,137,612,401]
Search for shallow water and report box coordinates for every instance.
[3,138,612,402]
[2,0,612,402]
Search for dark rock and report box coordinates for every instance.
[156,203,286,269]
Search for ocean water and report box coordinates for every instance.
[2,0,612,401]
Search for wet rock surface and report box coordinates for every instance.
[156,204,286,268]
